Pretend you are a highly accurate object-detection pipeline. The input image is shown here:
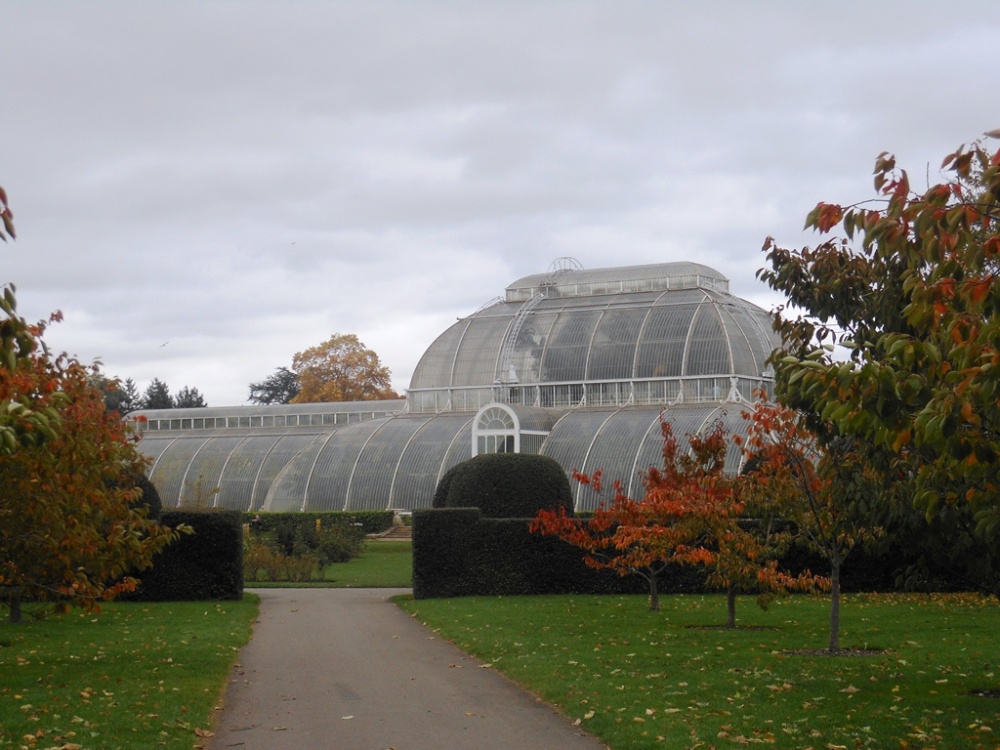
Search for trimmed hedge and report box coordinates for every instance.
[129,510,243,601]
[433,453,573,519]
[132,473,163,521]
[412,508,949,600]
[413,508,482,598]
[243,510,394,535]
[413,508,650,599]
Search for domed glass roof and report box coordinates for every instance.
[409,262,776,413]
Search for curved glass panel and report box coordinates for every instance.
[685,303,730,376]
[344,418,430,512]
[180,436,245,507]
[409,320,469,389]
[149,437,209,507]
[441,419,475,472]
[635,299,699,378]
[262,436,330,512]
[216,436,278,512]
[452,316,511,386]
[503,311,557,385]
[586,308,646,381]
[305,419,391,511]
[390,414,475,510]
[718,305,758,376]
[719,301,774,376]
[540,309,601,382]
[540,410,617,510]
[249,434,324,511]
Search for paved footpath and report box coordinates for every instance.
[210,588,609,750]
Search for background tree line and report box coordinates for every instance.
[89,374,208,413]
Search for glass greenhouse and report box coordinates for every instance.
[135,261,779,513]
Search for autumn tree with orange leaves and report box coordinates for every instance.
[758,137,1000,596]
[740,401,880,652]
[532,420,815,618]
[1,190,182,622]
[289,333,399,403]
[0,295,183,622]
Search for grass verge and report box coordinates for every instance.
[325,540,412,587]
[0,596,258,750]
[250,540,412,588]
[398,592,1000,749]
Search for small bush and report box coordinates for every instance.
[285,554,321,582]
[243,538,280,582]
[314,525,365,565]
[244,511,393,535]
[273,519,306,557]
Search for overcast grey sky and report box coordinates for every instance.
[2,1,998,405]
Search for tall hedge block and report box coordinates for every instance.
[130,509,244,601]
[412,508,482,599]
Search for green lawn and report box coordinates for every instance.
[0,597,258,750]
[325,540,412,587]
[399,592,1000,750]
[249,540,413,588]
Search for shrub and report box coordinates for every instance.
[433,453,573,518]
[243,537,280,582]
[269,517,365,564]
[285,554,321,582]
[273,518,306,557]
[314,525,365,565]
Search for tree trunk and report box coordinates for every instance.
[647,573,660,612]
[8,590,23,624]
[828,549,841,653]
[726,585,737,628]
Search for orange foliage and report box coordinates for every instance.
[531,420,817,615]
[290,332,398,403]
[0,292,181,621]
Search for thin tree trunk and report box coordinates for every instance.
[828,549,841,652]
[648,573,660,612]
[726,585,737,628]
[9,590,23,624]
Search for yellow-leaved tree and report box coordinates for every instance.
[290,333,399,403]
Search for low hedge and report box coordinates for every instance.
[243,510,394,535]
